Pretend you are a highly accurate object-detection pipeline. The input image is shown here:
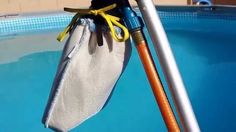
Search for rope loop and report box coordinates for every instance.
[57,4,129,42]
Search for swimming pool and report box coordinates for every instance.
[1,6,236,132]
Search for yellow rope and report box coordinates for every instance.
[57,4,129,42]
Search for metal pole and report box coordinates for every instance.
[135,0,200,131]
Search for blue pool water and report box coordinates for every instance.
[1,7,236,132]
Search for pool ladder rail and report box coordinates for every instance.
[195,0,212,5]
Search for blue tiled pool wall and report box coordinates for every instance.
[0,13,73,37]
[1,7,236,37]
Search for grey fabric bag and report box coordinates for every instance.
[42,19,131,132]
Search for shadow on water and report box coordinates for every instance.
[166,29,236,131]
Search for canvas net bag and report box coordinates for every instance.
[42,11,131,131]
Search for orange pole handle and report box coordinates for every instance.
[132,31,180,131]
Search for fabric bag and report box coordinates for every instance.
[42,18,131,131]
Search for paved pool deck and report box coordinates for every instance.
[0,0,188,15]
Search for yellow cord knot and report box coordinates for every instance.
[57,4,130,42]
[90,10,98,15]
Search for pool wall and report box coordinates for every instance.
[0,0,187,15]
[1,6,236,38]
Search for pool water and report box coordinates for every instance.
[1,9,236,132]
